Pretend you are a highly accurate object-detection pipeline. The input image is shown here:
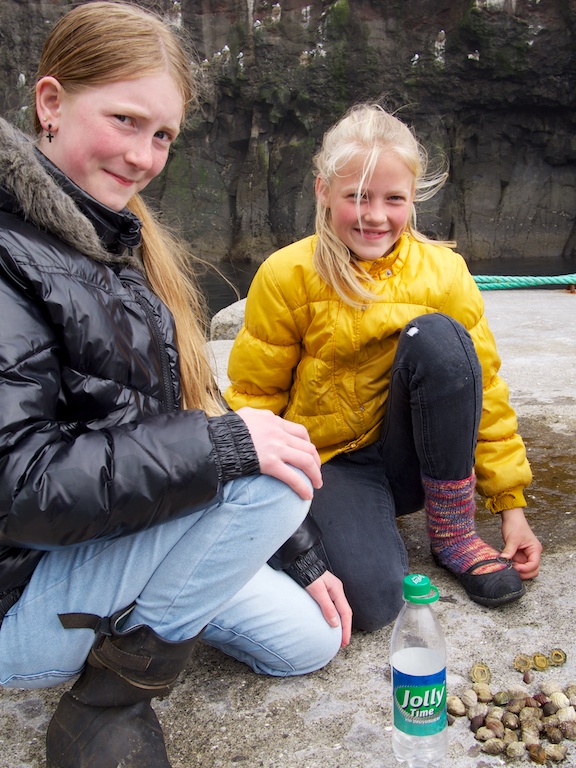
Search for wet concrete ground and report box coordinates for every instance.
[1,289,575,767]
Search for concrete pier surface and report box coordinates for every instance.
[2,289,575,767]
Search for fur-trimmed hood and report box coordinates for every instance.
[0,117,142,267]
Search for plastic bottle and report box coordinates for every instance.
[390,573,447,767]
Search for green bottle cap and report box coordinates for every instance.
[402,573,440,604]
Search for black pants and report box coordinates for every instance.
[310,313,483,631]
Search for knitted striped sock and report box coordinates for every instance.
[423,473,506,575]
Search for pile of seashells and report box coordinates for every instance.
[447,663,576,763]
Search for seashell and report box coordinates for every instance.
[484,718,505,739]
[480,737,505,755]
[521,726,540,746]
[564,683,576,703]
[545,725,564,744]
[475,725,495,742]
[460,689,478,708]
[447,712,456,726]
[487,705,504,721]
[549,691,570,709]
[542,714,560,728]
[532,693,549,706]
[548,648,567,666]
[523,669,535,684]
[544,743,568,763]
[513,653,533,672]
[522,719,542,734]
[509,684,531,697]
[446,695,466,717]
[502,711,520,730]
[472,682,493,702]
[503,727,518,744]
[532,652,549,671]
[469,713,485,733]
[556,705,576,723]
[507,697,528,714]
[519,706,543,723]
[542,701,560,717]
[493,690,510,706]
[470,661,492,683]
[467,702,488,720]
[525,696,542,709]
[506,740,526,758]
[527,743,547,764]
[540,680,563,696]
[559,720,576,739]
[522,720,543,738]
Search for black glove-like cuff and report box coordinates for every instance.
[286,546,327,588]
[207,412,260,482]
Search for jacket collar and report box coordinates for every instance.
[0,117,142,268]
[35,151,142,254]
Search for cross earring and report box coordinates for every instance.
[46,123,54,143]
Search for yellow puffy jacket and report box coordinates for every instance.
[225,233,532,513]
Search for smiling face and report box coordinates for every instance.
[36,72,184,211]
[316,150,415,262]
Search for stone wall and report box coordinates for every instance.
[1,0,575,264]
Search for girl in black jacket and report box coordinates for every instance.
[0,3,351,766]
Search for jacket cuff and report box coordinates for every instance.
[207,412,260,482]
[486,487,527,514]
[286,546,327,588]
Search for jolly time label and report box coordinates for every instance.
[392,667,447,736]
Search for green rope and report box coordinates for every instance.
[473,273,576,290]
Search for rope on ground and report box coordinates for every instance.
[473,274,576,291]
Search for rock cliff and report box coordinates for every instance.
[1,0,575,264]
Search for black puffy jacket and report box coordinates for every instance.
[0,119,323,596]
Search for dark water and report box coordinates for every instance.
[198,255,576,318]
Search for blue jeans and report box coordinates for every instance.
[310,313,483,631]
[0,472,341,688]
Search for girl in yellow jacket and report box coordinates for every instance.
[225,104,542,631]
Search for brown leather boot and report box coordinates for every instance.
[46,605,198,767]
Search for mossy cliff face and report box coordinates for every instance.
[2,0,575,264]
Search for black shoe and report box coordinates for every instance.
[432,551,526,607]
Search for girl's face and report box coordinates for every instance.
[316,151,415,262]
[37,73,183,211]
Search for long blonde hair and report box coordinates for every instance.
[313,104,453,306]
[35,1,224,414]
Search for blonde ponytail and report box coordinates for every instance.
[129,195,225,416]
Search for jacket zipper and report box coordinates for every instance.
[128,286,176,413]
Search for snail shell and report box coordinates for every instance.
[505,741,526,758]
[446,695,466,717]
[556,705,576,723]
[472,682,493,702]
[493,690,511,706]
[545,725,564,744]
[544,742,568,762]
[527,743,547,764]
[559,720,576,739]
[502,711,520,730]
[484,718,505,739]
[474,725,494,742]
[480,737,505,755]
[549,691,570,709]
[460,689,477,708]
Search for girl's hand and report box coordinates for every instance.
[499,507,542,579]
[236,407,322,500]
[305,570,352,647]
